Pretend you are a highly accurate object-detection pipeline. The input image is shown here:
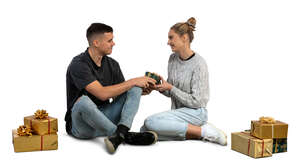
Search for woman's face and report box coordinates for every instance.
[167,29,185,52]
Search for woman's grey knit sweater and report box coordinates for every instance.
[161,52,209,109]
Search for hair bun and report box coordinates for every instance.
[186,17,196,30]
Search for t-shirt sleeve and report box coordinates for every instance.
[69,61,96,90]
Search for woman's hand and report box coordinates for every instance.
[155,75,173,92]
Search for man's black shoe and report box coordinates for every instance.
[124,131,158,145]
[104,133,124,154]
[104,124,129,154]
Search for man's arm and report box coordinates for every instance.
[85,77,156,101]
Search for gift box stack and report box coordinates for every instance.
[231,117,288,158]
[12,109,58,152]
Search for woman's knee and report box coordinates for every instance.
[144,116,159,131]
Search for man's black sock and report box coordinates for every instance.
[116,124,129,139]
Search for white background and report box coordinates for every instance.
[1,0,299,167]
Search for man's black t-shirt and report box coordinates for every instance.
[65,48,125,134]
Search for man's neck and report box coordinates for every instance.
[88,47,103,67]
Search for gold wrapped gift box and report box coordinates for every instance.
[251,120,288,139]
[24,115,58,135]
[231,131,273,158]
[12,130,58,152]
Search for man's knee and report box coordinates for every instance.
[128,86,142,95]
[74,95,97,113]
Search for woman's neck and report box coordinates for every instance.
[178,48,194,60]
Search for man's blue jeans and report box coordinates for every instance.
[71,87,142,139]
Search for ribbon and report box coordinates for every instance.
[241,132,267,157]
[41,135,44,151]
[248,139,251,156]
[34,109,48,119]
[261,140,264,157]
[241,132,254,156]
[17,125,32,136]
[259,116,275,124]
[259,116,275,138]
[32,109,51,134]
[48,118,50,134]
[16,125,44,151]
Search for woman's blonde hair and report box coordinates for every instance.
[171,17,196,43]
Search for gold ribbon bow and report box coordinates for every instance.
[259,116,276,124]
[17,125,33,136]
[34,109,48,119]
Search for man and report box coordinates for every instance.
[65,23,157,154]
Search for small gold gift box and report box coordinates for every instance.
[12,126,58,152]
[24,110,58,135]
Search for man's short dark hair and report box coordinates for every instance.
[86,23,113,44]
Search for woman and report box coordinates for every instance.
[141,17,227,145]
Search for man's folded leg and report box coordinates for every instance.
[118,87,142,128]
[71,95,129,154]
[104,87,158,153]
[71,95,117,138]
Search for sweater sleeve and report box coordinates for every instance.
[169,62,209,108]
[160,76,172,97]
[160,90,171,97]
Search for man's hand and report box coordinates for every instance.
[142,83,156,95]
[130,76,156,88]
[142,87,153,95]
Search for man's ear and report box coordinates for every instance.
[92,34,103,47]
[93,39,100,47]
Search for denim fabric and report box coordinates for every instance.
[71,87,142,139]
[141,107,208,140]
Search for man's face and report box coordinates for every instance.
[95,32,115,55]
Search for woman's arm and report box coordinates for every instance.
[160,90,171,97]
[170,65,209,108]
[156,64,209,108]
